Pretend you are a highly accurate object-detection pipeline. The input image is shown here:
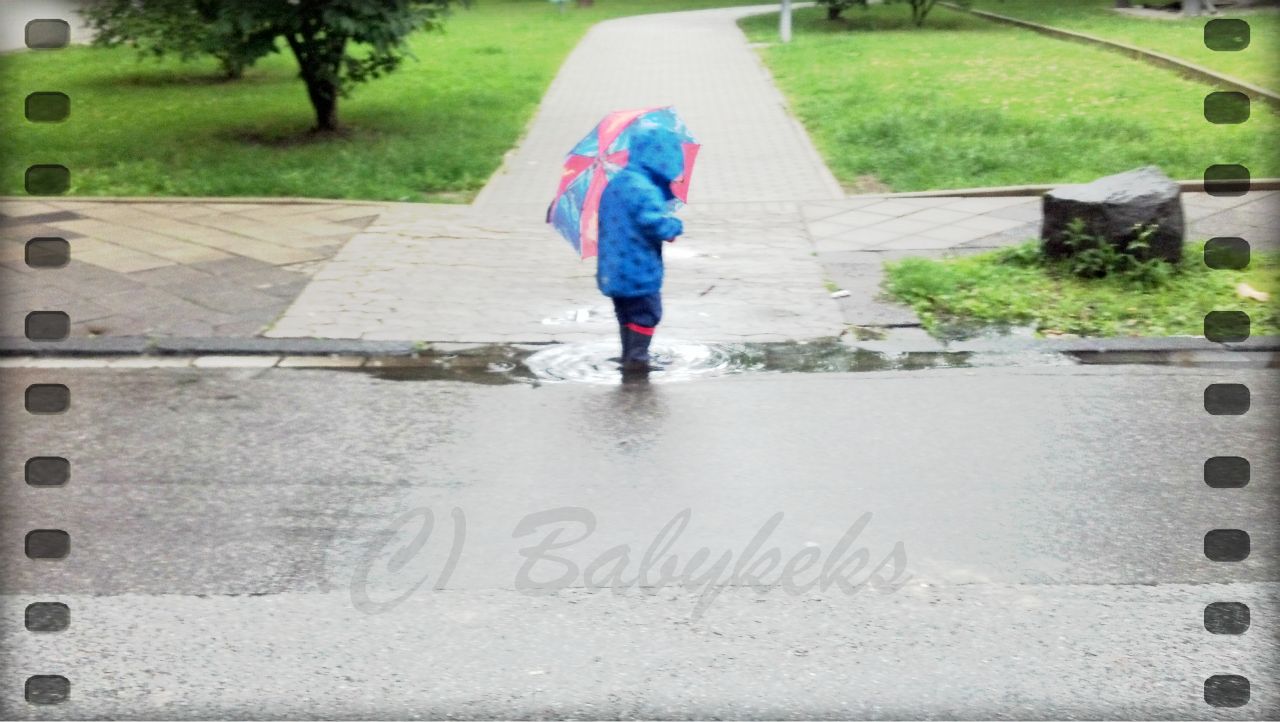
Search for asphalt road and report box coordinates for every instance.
[1,361,1276,719]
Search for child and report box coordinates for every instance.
[596,124,685,377]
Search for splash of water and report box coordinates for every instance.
[523,339,761,385]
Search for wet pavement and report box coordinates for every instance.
[2,359,1276,718]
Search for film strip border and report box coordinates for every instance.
[1199,16,1254,712]
[21,15,75,708]
[5,7,1270,716]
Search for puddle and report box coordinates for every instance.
[526,339,756,384]
[359,349,537,386]
[1068,350,1280,368]
[930,321,1040,343]
[310,335,1266,385]
[346,339,987,386]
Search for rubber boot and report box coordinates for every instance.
[610,323,629,366]
[621,325,653,378]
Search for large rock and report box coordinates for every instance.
[1041,166,1184,264]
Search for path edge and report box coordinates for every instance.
[939,2,1280,109]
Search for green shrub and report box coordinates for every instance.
[1057,219,1175,288]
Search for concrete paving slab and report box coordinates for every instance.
[0,199,378,339]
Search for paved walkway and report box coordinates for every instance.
[0,199,379,337]
[472,5,844,211]
[266,202,840,343]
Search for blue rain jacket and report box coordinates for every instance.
[596,126,685,298]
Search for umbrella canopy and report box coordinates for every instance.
[547,106,699,259]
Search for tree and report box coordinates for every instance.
[816,0,968,25]
[900,0,941,26]
[817,0,868,21]
[82,0,274,80]
[223,0,456,133]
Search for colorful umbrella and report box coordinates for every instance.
[547,106,699,259]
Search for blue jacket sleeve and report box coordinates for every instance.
[629,182,684,245]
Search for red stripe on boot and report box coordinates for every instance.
[625,323,655,336]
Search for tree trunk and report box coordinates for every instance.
[286,32,342,132]
[911,0,937,26]
[305,76,339,132]
[827,4,842,20]
[217,55,244,80]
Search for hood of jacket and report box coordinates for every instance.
[627,125,685,199]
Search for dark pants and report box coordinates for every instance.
[611,293,661,370]
[611,293,662,331]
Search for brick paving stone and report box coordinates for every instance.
[825,209,900,228]
[938,196,1047,213]
[985,202,1043,222]
[866,235,961,251]
[951,214,1032,234]
[902,207,976,225]
[186,256,277,277]
[72,245,171,273]
[72,315,151,337]
[859,200,932,217]
[96,286,198,314]
[213,318,272,336]
[865,217,937,236]
[960,224,1041,249]
[1190,206,1279,237]
[913,224,992,244]
[813,228,899,254]
[126,264,217,288]
[0,200,62,218]
[0,241,26,264]
[1181,191,1268,212]
[172,285,285,315]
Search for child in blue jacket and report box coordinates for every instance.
[596,124,685,376]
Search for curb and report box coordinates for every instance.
[8,177,1277,210]
[939,3,1280,109]
[1,335,1276,357]
[847,179,1280,199]
[953,336,1279,354]
[0,196,453,209]
[0,336,422,357]
[844,334,1280,354]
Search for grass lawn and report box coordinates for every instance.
[0,0,765,201]
[883,241,1280,338]
[966,0,1280,89]
[738,5,1278,193]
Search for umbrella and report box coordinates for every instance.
[547,106,699,259]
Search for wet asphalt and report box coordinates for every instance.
[1,360,1277,719]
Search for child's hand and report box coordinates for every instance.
[666,236,678,243]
